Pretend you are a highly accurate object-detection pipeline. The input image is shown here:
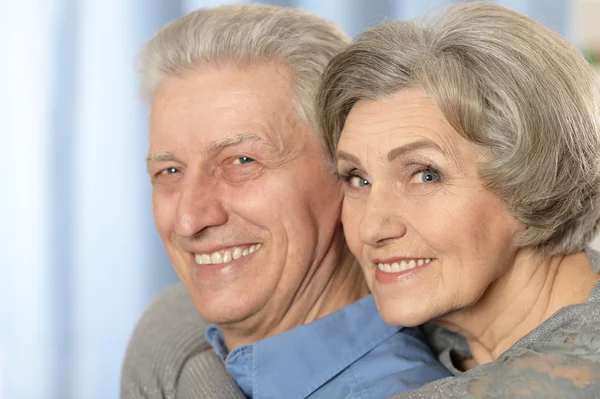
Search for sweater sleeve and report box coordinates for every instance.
[119,283,245,399]
[388,337,600,399]
[389,301,600,398]
[175,349,248,399]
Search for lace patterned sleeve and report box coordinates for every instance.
[391,322,600,399]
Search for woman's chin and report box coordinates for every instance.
[373,295,431,327]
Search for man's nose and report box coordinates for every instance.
[358,184,407,248]
[174,174,228,238]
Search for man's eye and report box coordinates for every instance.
[160,167,180,175]
[233,156,255,165]
[413,169,441,183]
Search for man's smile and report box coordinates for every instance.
[194,243,263,265]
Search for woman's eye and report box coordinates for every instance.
[337,169,371,189]
[233,156,255,165]
[348,175,370,188]
[413,169,440,183]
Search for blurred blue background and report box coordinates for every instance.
[2,0,597,398]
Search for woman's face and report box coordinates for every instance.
[336,89,523,327]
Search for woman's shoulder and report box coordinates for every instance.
[393,317,600,398]
[391,342,600,398]
[396,278,600,399]
[515,249,600,351]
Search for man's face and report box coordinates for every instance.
[148,63,343,327]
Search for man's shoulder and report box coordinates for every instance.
[120,283,216,399]
[142,283,209,327]
[128,283,212,346]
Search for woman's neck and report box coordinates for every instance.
[436,249,599,368]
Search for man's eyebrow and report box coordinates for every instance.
[208,133,264,152]
[145,134,266,164]
[146,151,176,163]
[387,139,444,161]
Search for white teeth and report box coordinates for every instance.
[232,248,242,260]
[376,258,433,273]
[211,252,223,264]
[195,244,262,265]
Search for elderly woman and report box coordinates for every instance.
[318,2,600,398]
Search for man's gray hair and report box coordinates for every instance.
[318,2,600,257]
[139,3,350,139]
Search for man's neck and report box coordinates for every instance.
[219,234,369,351]
[302,244,369,324]
[436,249,598,368]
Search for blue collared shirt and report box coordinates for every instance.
[206,295,450,399]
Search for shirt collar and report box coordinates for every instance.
[205,324,228,362]
[206,295,401,399]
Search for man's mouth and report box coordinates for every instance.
[376,258,432,273]
[194,243,262,265]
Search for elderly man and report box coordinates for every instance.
[120,4,449,399]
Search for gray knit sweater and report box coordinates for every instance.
[121,251,600,398]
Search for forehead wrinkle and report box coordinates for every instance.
[399,94,471,169]
[422,118,469,170]
[345,90,474,170]
[371,116,467,170]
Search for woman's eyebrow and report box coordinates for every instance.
[336,151,362,166]
[387,139,444,162]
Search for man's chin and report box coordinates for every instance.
[188,289,263,326]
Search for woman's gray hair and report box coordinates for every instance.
[139,3,349,139]
[318,2,600,256]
